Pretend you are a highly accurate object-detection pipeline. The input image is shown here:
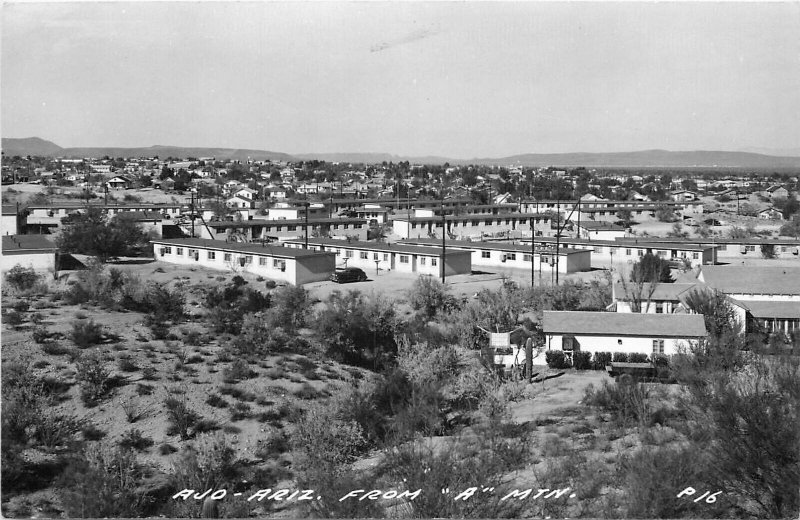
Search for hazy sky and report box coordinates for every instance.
[3,2,800,158]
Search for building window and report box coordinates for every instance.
[420,257,426,265]
[163,246,172,255]
[625,249,632,256]
[288,225,296,231]
[273,259,281,268]
[399,255,409,263]
[373,253,379,260]
[652,339,665,354]
[692,252,699,259]
[507,253,517,261]
[523,254,532,262]
[360,252,368,260]
[657,250,667,257]
[345,250,354,258]
[655,303,664,314]
[637,249,644,257]
[207,251,216,260]
[481,251,491,258]
[216,228,226,234]
[224,253,232,262]
[335,249,341,256]
[746,245,756,252]
[431,258,437,266]
[176,247,183,256]
[383,254,389,261]
[259,257,267,266]
[243,255,252,264]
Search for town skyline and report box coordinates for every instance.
[3,2,800,158]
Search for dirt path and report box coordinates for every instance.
[508,371,607,424]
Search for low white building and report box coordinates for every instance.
[2,204,20,235]
[401,238,591,274]
[280,237,472,277]
[541,311,707,361]
[2,235,57,273]
[150,238,335,285]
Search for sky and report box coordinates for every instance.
[2,1,800,158]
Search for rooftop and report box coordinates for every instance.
[150,238,334,259]
[734,300,800,320]
[281,237,472,257]
[402,238,586,256]
[541,310,707,338]
[695,265,800,295]
[2,234,57,254]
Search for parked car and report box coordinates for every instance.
[330,267,367,283]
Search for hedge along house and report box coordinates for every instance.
[150,238,335,285]
[280,237,472,277]
[540,311,708,364]
[401,238,591,274]
[2,235,58,273]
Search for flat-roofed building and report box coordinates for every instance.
[402,238,591,274]
[201,218,369,242]
[519,237,716,268]
[280,237,472,277]
[150,238,335,285]
[628,237,800,261]
[392,212,562,240]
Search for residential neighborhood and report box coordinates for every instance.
[2,2,799,519]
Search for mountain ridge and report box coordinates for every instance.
[4,137,800,168]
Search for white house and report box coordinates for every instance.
[2,235,58,273]
[2,205,19,235]
[541,311,707,361]
[150,238,335,285]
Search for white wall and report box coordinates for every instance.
[1,215,18,235]
[546,333,697,357]
[1,253,56,273]
[151,243,335,285]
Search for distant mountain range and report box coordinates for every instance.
[3,137,800,168]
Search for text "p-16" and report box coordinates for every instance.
[677,487,722,503]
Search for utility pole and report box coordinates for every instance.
[304,201,309,249]
[440,175,446,284]
[190,191,196,238]
[530,223,536,288]
[555,193,561,285]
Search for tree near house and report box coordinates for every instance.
[779,216,800,238]
[57,207,149,262]
[666,222,689,239]
[630,252,673,284]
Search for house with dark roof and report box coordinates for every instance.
[150,238,335,285]
[2,235,58,272]
[106,176,133,190]
[540,310,707,362]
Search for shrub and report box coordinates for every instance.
[136,383,154,396]
[230,402,252,421]
[118,428,154,451]
[628,352,649,363]
[12,300,30,312]
[592,351,612,370]
[170,432,240,492]
[573,351,592,370]
[3,310,24,328]
[141,366,158,380]
[33,326,51,344]
[5,265,41,292]
[545,350,572,369]
[71,319,104,348]
[583,380,652,425]
[76,351,111,406]
[223,359,254,382]
[118,356,139,372]
[294,383,319,400]
[121,400,149,423]
[206,394,229,408]
[265,280,277,289]
[164,393,201,440]
[81,423,107,441]
[42,342,70,355]
[159,443,178,455]
[612,352,629,363]
[58,443,155,518]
